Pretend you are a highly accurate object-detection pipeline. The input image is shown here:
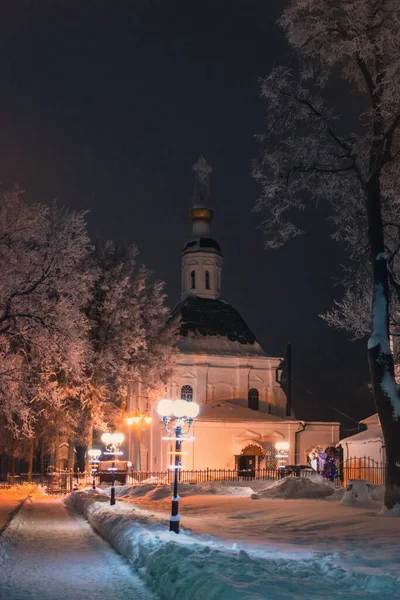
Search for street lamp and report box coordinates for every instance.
[157,398,200,534]
[126,410,153,473]
[275,441,290,472]
[101,432,124,506]
[88,448,101,490]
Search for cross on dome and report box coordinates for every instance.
[192,156,213,194]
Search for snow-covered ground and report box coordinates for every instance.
[0,495,157,600]
[65,477,400,599]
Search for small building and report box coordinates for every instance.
[339,413,384,463]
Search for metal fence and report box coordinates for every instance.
[127,467,316,485]
[339,457,385,487]
[0,472,91,493]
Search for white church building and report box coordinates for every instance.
[129,158,340,474]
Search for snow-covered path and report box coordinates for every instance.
[0,496,157,600]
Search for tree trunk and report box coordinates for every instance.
[54,430,60,472]
[67,438,75,472]
[27,439,34,483]
[40,440,45,476]
[85,421,93,473]
[366,173,400,510]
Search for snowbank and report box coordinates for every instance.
[340,480,379,508]
[65,490,400,599]
[106,482,255,501]
[252,475,335,499]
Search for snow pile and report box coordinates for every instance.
[106,482,255,501]
[252,476,335,499]
[65,490,400,599]
[380,503,400,517]
[340,480,379,508]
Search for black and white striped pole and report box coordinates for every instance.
[157,399,200,534]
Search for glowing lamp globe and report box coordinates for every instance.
[157,399,174,417]
[172,399,188,417]
[275,441,290,452]
[185,402,200,418]
[101,432,112,445]
[113,433,124,445]
[144,416,153,425]
[88,448,101,459]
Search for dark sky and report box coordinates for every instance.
[1,1,373,429]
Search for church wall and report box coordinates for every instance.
[296,423,340,465]
[170,354,287,415]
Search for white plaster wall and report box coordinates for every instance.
[341,440,384,463]
[181,251,222,299]
[170,353,287,415]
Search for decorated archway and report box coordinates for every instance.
[238,444,265,475]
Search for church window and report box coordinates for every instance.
[181,385,193,402]
[205,270,210,290]
[190,271,196,289]
[248,388,259,411]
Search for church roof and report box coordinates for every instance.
[182,237,222,255]
[170,295,268,357]
[197,400,286,422]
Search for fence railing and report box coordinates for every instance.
[0,458,387,491]
[339,457,385,486]
[125,467,316,485]
[0,471,91,493]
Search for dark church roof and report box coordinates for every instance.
[170,296,267,356]
[182,237,222,255]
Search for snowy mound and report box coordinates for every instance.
[109,482,255,501]
[340,480,379,508]
[253,476,335,499]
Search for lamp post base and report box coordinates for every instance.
[110,486,116,505]
[169,514,180,534]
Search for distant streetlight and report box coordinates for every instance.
[275,441,290,471]
[101,432,124,505]
[126,410,152,473]
[87,448,101,490]
[157,398,200,534]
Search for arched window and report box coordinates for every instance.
[181,385,193,402]
[205,270,210,290]
[190,271,196,289]
[248,388,259,411]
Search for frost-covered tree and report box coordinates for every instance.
[0,188,93,438]
[253,0,400,509]
[82,241,176,450]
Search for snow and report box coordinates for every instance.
[64,477,400,599]
[340,480,379,508]
[107,481,256,500]
[252,474,335,499]
[381,372,400,418]
[367,283,391,354]
[0,494,156,600]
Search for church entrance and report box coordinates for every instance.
[238,444,264,477]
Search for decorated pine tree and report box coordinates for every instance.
[322,448,338,482]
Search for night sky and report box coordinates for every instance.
[2,1,373,429]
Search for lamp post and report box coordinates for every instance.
[126,410,153,473]
[101,432,124,505]
[88,448,101,489]
[157,398,200,534]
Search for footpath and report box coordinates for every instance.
[0,496,157,600]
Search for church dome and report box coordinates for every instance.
[182,236,222,255]
[170,296,268,357]
[190,206,214,222]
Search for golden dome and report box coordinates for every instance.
[190,206,214,222]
